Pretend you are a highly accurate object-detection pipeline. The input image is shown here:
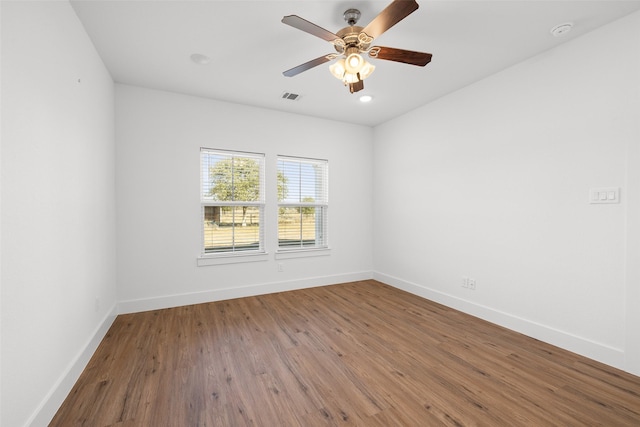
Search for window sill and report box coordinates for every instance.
[275,248,331,260]
[197,252,269,266]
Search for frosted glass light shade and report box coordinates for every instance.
[345,53,364,73]
[359,62,375,80]
[329,59,347,80]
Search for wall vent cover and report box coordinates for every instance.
[281,92,301,101]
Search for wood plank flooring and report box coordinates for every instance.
[50,280,640,426]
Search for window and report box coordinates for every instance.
[277,156,328,250]
[200,148,265,255]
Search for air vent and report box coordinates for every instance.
[281,92,301,101]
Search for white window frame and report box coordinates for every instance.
[199,148,267,265]
[276,155,329,255]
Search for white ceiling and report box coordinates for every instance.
[70,0,640,127]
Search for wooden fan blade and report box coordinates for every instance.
[349,80,364,93]
[283,54,335,77]
[282,15,341,44]
[361,0,419,40]
[369,46,432,66]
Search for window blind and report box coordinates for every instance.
[201,148,265,254]
[277,156,328,249]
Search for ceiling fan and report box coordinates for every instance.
[281,0,432,94]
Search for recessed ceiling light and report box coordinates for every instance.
[550,23,573,37]
[190,53,211,65]
[359,95,373,103]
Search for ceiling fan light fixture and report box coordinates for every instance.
[331,47,375,86]
[330,59,369,85]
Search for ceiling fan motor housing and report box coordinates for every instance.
[335,25,371,54]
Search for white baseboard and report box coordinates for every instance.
[373,271,626,371]
[28,304,118,427]
[118,271,373,314]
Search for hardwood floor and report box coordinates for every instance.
[51,280,640,426]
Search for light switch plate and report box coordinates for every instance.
[589,187,620,204]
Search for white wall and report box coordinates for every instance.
[115,85,373,312]
[373,11,640,374]
[1,2,117,426]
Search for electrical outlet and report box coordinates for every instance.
[462,277,469,288]
[278,263,284,272]
[94,297,100,312]
[468,279,476,290]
